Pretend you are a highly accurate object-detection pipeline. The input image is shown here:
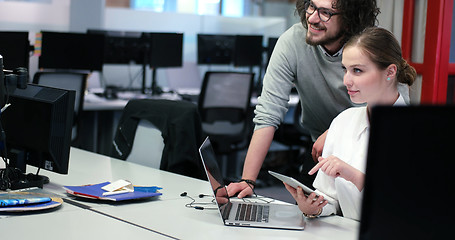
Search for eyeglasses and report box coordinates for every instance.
[304,1,340,22]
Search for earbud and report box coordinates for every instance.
[181,192,217,210]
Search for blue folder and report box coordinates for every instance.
[63,182,162,201]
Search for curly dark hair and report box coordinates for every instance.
[296,0,380,44]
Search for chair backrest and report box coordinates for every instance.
[198,71,254,136]
[111,99,206,180]
[32,71,88,142]
[293,101,311,138]
[126,119,164,169]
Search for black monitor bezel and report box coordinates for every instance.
[39,31,105,71]
[0,31,31,71]
[197,34,235,65]
[233,35,263,67]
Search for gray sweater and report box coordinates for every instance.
[254,23,356,141]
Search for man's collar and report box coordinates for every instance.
[320,45,344,58]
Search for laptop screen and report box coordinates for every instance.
[198,137,231,218]
[359,105,455,240]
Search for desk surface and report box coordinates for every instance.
[1,148,359,240]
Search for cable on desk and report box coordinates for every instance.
[180,192,218,210]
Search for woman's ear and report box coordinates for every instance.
[386,64,398,81]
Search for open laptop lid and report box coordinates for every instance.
[198,137,232,221]
[359,105,455,240]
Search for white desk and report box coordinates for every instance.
[0,193,172,239]
[3,148,359,240]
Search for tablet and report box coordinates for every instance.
[268,170,337,205]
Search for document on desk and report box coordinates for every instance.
[63,181,162,201]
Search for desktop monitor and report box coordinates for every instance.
[197,34,235,65]
[39,31,105,71]
[0,83,75,190]
[359,105,455,240]
[143,32,183,68]
[87,29,144,64]
[233,35,263,67]
[0,31,31,70]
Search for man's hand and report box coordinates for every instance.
[312,130,328,162]
[226,181,254,198]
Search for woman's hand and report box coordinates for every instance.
[309,155,365,191]
[284,182,327,216]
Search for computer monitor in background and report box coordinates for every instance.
[140,32,184,95]
[0,83,75,190]
[359,105,455,240]
[39,31,105,71]
[87,29,144,64]
[0,31,31,71]
[233,35,263,67]
[144,32,183,68]
[197,34,235,65]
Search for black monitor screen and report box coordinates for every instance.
[233,35,263,67]
[144,32,183,68]
[39,31,105,71]
[2,83,75,176]
[197,34,235,64]
[87,29,144,64]
[0,31,30,70]
[359,105,455,240]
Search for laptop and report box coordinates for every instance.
[198,137,305,230]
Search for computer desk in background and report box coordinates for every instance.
[2,148,360,240]
[78,91,181,155]
[79,90,300,156]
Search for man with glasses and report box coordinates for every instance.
[227,0,409,198]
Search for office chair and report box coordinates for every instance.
[197,71,255,179]
[111,99,206,180]
[272,100,312,178]
[32,71,88,144]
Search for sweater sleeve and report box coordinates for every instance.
[253,27,297,130]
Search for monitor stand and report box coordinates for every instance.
[0,166,48,190]
[0,149,49,190]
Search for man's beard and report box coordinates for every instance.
[305,23,345,47]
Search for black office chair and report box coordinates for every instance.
[111,99,206,180]
[197,71,255,179]
[33,71,88,144]
[273,100,312,170]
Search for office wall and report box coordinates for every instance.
[0,1,70,77]
[0,1,69,31]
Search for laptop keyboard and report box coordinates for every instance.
[235,203,270,222]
